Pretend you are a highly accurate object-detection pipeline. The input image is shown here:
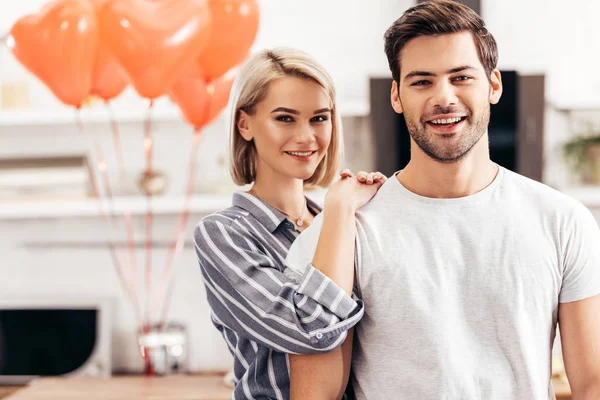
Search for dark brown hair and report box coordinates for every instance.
[384,0,498,83]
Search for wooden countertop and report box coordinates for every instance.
[3,374,232,400]
[1,374,572,400]
[553,375,572,400]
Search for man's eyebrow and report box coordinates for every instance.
[403,65,478,80]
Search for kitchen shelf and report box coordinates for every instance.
[0,99,370,127]
[550,99,600,112]
[0,194,233,220]
[0,104,184,126]
[0,190,327,220]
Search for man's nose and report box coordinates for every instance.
[431,81,459,108]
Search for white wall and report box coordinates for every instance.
[485,0,600,103]
[544,0,600,103]
[251,0,405,100]
[483,0,550,74]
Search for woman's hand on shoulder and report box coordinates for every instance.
[325,169,387,212]
[340,169,387,185]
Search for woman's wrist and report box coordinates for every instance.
[324,191,356,215]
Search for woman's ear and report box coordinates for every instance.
[237,110,253,141]
[489,69,503,105]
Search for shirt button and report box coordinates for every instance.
[316,333,323,339]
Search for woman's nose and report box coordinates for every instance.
[295,122,316,143]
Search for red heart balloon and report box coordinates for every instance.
[90,43,128,101]
[8,0,97,107]
[97,0,212,99]
[198,0,259,80]
[89,0,128,101]
[169,63,236,129]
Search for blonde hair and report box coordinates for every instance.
[227,47,343,187]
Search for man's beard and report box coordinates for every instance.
[404,103,490,164]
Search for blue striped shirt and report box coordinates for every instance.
[194,191,364,399]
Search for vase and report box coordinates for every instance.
[137,322,187,376]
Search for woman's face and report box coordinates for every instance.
[238,76,333,182]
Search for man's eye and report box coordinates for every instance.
[411,80,431,87]
[453,76,472,82]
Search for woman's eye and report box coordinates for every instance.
[311,115,328,122]
[275,115,294,122]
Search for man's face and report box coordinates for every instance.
[391,31,502,163]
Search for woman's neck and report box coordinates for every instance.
[250,173,306,219]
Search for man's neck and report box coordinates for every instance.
[397,137,499,199]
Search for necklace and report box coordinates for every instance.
[248,189,307,227]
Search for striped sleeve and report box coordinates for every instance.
[194,218,363,354]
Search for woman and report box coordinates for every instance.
[194,47,385,399]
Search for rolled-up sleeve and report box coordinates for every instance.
[297,264,361,321]
[194,217,363,354]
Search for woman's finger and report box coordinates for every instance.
[340,168,353,178]
[374,172,386,182]
[357,171,368,182]
[366,172,374,184]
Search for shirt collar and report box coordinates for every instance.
[232,191,322,233]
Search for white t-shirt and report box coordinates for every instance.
[285,166,600,400]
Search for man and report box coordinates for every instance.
[285,1,600,399]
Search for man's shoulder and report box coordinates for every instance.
[356,177,399,213]
[352,178,402,245]
[500,168,583,213]
[353,168,588,221]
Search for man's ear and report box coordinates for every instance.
[391,80,403,114]
[237,110,253,141]
[489,69,503,105]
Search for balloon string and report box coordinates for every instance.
[106,102,127,183]
[155,128,203,324]
[157,87,214,325]
[75,108,142,327]
[105,101,140,326]
[143,99,154,328]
